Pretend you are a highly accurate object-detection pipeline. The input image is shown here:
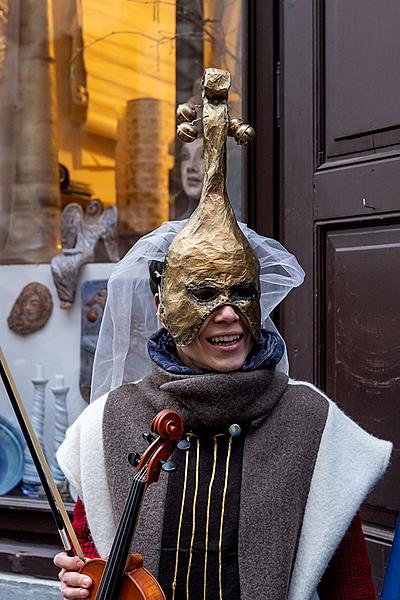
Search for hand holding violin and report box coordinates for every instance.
[54,551,92,599]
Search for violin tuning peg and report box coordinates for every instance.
[142,432,155,444]
[128,452,141,467]
[177,440,192,452]
[161,460,177,473]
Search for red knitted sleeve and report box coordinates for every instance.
[317,513,375,600]
[72,497,100,559]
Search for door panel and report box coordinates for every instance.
[314,157,400,219]
[281,0,400,589]
[324,222,400,511]
[325,0,400,158]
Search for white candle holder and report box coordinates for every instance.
[21,364,47,498]
[50,374,69,486]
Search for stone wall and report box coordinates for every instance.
[0,572,59,599]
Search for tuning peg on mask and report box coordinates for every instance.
[161,460,177,473]
[177,440,192,452]
[227,117,256,146]
[234,123,255,146]
[176,102,197,123]
[228,117,243,137]
[128,452,141,467]
[177,122,199,143]
[142,432,156,444]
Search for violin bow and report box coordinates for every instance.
[0,346,84,560]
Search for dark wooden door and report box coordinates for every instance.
[280,0,400,591]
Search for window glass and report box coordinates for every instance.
[0,0,243,501]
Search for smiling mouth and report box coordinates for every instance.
[207,334,243,346]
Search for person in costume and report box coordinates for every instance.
[54,69,392,600]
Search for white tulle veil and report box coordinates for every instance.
[90,220,305,401]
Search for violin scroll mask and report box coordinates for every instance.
[159,68,261,346]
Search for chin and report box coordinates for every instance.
[184,186,202,199]
[214,364,243,373]
[209,356,247,373]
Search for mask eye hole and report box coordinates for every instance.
[187,285,220,302]
[230,283,257,301]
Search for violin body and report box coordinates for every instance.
[80,554,166,600]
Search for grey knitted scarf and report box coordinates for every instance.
[103,365,328,599]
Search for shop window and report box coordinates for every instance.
[0,0,244,578]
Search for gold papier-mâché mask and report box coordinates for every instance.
[159,68,260,346]
[160,233,261,346]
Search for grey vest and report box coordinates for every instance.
[103,365,329,600]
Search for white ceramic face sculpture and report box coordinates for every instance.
[180,136,204,199]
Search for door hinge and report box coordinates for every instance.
[275,60,281,128]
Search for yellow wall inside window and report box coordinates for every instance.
[56,0,176,206]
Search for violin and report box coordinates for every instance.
[80,409,186,600]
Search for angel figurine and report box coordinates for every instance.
[50,199,119,309]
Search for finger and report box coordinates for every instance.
[60,580,90,599]
[60,570,92,590]
[54,551,85,571]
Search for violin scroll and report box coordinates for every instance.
[151,409,183,440]
[136,410,183,486]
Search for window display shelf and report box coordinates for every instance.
[0,496,74,579]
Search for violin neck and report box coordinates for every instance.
[95,475,147,600]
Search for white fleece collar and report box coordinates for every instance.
[57,394,116,556]
[287,380,392,600]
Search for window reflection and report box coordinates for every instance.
[0,0,243,263]
[0,0,243,499]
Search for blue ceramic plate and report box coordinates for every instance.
[0,416,24,495]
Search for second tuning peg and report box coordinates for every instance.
[161,460,177,473]
[142,432,155,445]
[128,452,141,467]
[177,440,192,452]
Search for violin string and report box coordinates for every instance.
[97,465,148,598]
[99,483,146,597]
[114,482,142,554]
[98,437,168,599]
[111,469,147,554]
